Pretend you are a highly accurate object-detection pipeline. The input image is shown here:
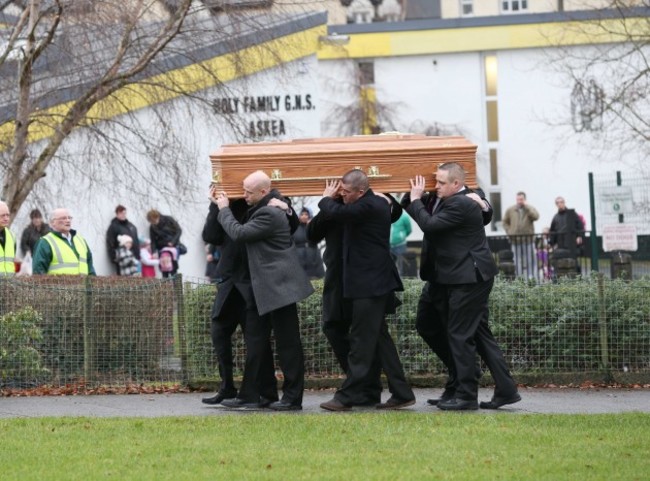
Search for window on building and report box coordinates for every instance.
[460,0,473,16]
[484,55,498,96]
[486,101,499,142]
[501,0,528,13]
[353,11,372,23]
[489,149,498,186]
[358,62,375,85]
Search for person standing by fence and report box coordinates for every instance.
[19,208,50,261]
[32,208,96,275]
[139,237,159,278]
[146,209,182,277]
[550,196,584,275]
[502,191,539,279]
[106,205,140,276]
[0,201,17,276]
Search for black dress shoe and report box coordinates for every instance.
[220,398,264,410]
[376,397,416,410]
[201,390,237,405]
[426,389,455,406]
[320,398,352,412]
[437,398,479,411]
[268,400,302,411]
[259,396,279,408]
[480,392,522,410]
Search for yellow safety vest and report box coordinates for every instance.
[42,232,90,275]
[0,228,16,276]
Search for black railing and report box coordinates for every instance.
[404,232,650,281]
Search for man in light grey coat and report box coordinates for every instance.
[215,170,314,411]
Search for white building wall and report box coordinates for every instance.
[374,53,484,141]
[495,46,641,231]
[318,41,645,241]
[12,55,322,279]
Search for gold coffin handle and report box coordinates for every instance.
[270,166,391,181]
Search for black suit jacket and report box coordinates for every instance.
[318,189,403,299]
[406,190,498,285]
[202,199,248,319]
[308,196,402,323]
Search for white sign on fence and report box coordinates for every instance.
[602,224,638,252]
[598,186,634,215]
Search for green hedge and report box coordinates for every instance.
[0,277,176,386]
[183,276,650,383]
[2,275,649,389]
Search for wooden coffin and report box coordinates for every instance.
[209,133,478,196]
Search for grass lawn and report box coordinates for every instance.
[1,412,648,481]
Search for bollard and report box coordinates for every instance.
[551,248,577,279]
[497,250,516,280]
[610,251,632,280]
[401,251,419,278]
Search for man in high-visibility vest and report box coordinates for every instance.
[32,208,96,275]
[0,201,16,276]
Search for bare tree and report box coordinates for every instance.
[0,0,316,222]
[543,2,650,168]
[322,62,467,138]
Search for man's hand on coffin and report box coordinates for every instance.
[209,184,220,205]
[323,180,341,199]
[216,192,230,209]
[409,175,426,201]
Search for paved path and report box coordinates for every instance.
[1,387,649,418]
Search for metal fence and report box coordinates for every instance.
[399,232,650,283]
[1,275,649,394]
[485,232,650,282]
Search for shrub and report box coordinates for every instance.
[0,307,49,387]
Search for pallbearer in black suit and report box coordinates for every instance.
[405,163,520,410]
[407,187,493,406]
[308,193,404,406]
[317,169,415,411]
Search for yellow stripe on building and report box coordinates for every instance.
[318,18,646,59]
[360,86,377,135]
[0,25,326,146]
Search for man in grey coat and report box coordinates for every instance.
[215,170,314,411]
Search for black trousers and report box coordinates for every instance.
[445,277,517,401]
[238,302,305,405]
[335,294,414,406]
[322,318,383,404]
[416,282,456,392]
[210,288,245,394]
